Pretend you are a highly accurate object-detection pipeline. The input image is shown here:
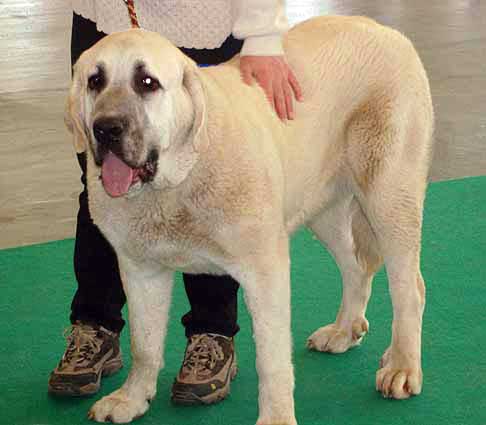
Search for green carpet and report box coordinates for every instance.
[1,176,485,425]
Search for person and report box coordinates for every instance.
[48,0,302,404]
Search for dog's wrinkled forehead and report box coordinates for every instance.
[76,29,186,87]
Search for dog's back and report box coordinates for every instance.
[200,16,433,232]
[285,16,434,228]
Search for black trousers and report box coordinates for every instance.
[70,13,242,337]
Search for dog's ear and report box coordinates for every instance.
[182,60,208,153]
[65,67,88,153]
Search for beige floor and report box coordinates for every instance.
[1,0,485,249]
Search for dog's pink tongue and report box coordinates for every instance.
[101,151,134,197]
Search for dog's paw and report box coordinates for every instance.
[307,318,368,353]
[376,347,422,399]
[88,389,150,423]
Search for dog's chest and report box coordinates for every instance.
[96,196,224,274]
[126,236,225,275]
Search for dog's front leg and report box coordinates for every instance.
[233,235,297,425]
[88,258,173,423]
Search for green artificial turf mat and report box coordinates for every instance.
[0,176,485,425]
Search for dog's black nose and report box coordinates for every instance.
[93,117,125,145]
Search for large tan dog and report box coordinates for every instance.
[66,15,433,425]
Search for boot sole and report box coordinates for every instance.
[48,357,123,397]
[171,363,238,405]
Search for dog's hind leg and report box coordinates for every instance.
[307,195,382,353]
[345,92,431,399]
[356,182,427,400]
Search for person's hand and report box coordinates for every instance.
[240,56,303,121]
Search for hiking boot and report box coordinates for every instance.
[171,333,238,405]
[48,322,123,397]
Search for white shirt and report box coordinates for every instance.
[72,0,288,55]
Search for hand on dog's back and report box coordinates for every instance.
[240,55,303,121]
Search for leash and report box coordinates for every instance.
[123,0,141,29]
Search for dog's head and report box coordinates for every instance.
[66,29,208,197]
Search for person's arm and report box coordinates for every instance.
[233,0,288,56]
[233,0,303,120]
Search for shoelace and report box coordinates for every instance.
[61,324,103,367]
[182,334,225,376]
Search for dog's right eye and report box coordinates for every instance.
[88,73,105,91]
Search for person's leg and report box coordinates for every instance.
[69,12,126,334]
[70,152,126,334]
[171,36,244,405]
[48,14,124,397]
[181,274,240,338]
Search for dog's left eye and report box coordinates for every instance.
[141,76,161,92]
[88,73,105,92]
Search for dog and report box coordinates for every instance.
[65,15,434,425]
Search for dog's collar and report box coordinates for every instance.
[123,0,140,29]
